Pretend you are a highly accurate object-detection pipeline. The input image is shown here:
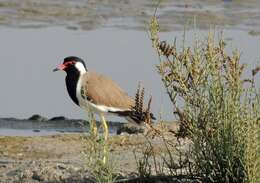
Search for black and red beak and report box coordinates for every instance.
[53,64,67,72]
[53,61,76,72]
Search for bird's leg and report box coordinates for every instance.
[100,114,109,164]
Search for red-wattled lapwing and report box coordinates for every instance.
[53,56,155,141]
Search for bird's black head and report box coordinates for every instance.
[53,56,87,74]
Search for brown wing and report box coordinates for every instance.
[82,71,135,110]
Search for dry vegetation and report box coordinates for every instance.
[148,13,260,183]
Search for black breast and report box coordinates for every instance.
[65,72,80,106]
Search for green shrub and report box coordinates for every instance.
[150,16,260,183]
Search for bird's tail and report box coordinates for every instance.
[110,83,156,125]
[112,110,156,125]
[128,83,156,125]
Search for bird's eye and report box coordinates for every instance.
[65,61,76,66]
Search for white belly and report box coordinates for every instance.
[79,99,117,114]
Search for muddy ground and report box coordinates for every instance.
[0,0,260,32]
[0,123,187,183]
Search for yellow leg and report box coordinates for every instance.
[100,114,109,164]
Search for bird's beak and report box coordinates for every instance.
[53,64,66,72]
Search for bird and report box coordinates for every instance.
[53,56,155,141]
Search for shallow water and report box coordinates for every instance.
[0,128,67,136]
[0,118,120,136]
[0,27,259,122]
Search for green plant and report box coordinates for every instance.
[150,16,260,182]
[82,110,117,183]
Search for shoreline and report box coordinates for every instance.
[0,114,151,136]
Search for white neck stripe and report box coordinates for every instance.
[75,62,86,75]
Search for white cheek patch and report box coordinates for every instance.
[75,62,86,74]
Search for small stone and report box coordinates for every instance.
[49,116,67,121]
[0,164,7,168]
[57,164,67,170]
[32,171,43,181]
[28,114,47,122]
[117,124,144,135]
